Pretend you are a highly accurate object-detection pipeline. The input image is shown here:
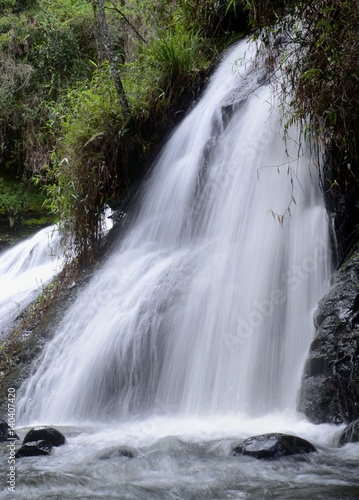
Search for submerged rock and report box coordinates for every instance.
[15,440,52,458]
[99,446,137,460]
[0,419,19,441]
[298,243,359,424]
[232,433,316,459]
[23,426,66,447]
[339,419,359,446]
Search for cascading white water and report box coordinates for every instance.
[0,225,62,339]
[18,39,332,425]
[7,38,359,500]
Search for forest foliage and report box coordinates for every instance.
[0,0,243,259]
[0,0,358,259]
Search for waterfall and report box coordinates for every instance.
[0,225,62,339]
[17,39,332,425]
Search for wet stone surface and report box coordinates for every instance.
[298,242,359,424]
[232,433,317,459]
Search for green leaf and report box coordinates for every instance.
[83,132,105,148]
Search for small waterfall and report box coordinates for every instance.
[0,225,62,339]
[18,39,332,424]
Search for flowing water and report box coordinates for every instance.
[2,39,358,498]
[0,225,62,339]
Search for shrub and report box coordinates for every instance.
[145,28,204,97]
[41,62,124,260]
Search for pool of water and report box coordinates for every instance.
[2,413,359,499]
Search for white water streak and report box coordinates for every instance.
[0,225,62,338]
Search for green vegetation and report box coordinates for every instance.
[0,0,243,259]
[0,0,97,231]
[1,0,358,258]
[0,174,51,228]
[227,0,359,192]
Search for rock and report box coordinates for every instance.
[99,446,137,460]
[0,419,19,441]
[15,440,52,458]
[23,426,66,447]
[298,242,359,424]
[324,181,359,262]
[232,433,316,459]
[339,419,359,446]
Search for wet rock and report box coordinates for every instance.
[23,426,66,447]
[99,446,137,460]
[339,419,359,446]
[324,180,359,262]
[298,242,359,424]
[232,433,316,459]
[15,440,52,458]
[0,419,19,441]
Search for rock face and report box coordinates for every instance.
[339,419,359,446]
[23,426,66,447]
[232,433,316,459]
[298,243,359,424]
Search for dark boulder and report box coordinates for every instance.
[232,433,316,459]
[339,419,359,446]
[298,242,359,424]
[23,426,66,447]
[15,440,52,458]
[0,419,19,441]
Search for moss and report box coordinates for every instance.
[22,216,54,227]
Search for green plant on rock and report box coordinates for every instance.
[145,28,204,97]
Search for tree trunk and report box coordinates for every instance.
[95,0,132,121]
